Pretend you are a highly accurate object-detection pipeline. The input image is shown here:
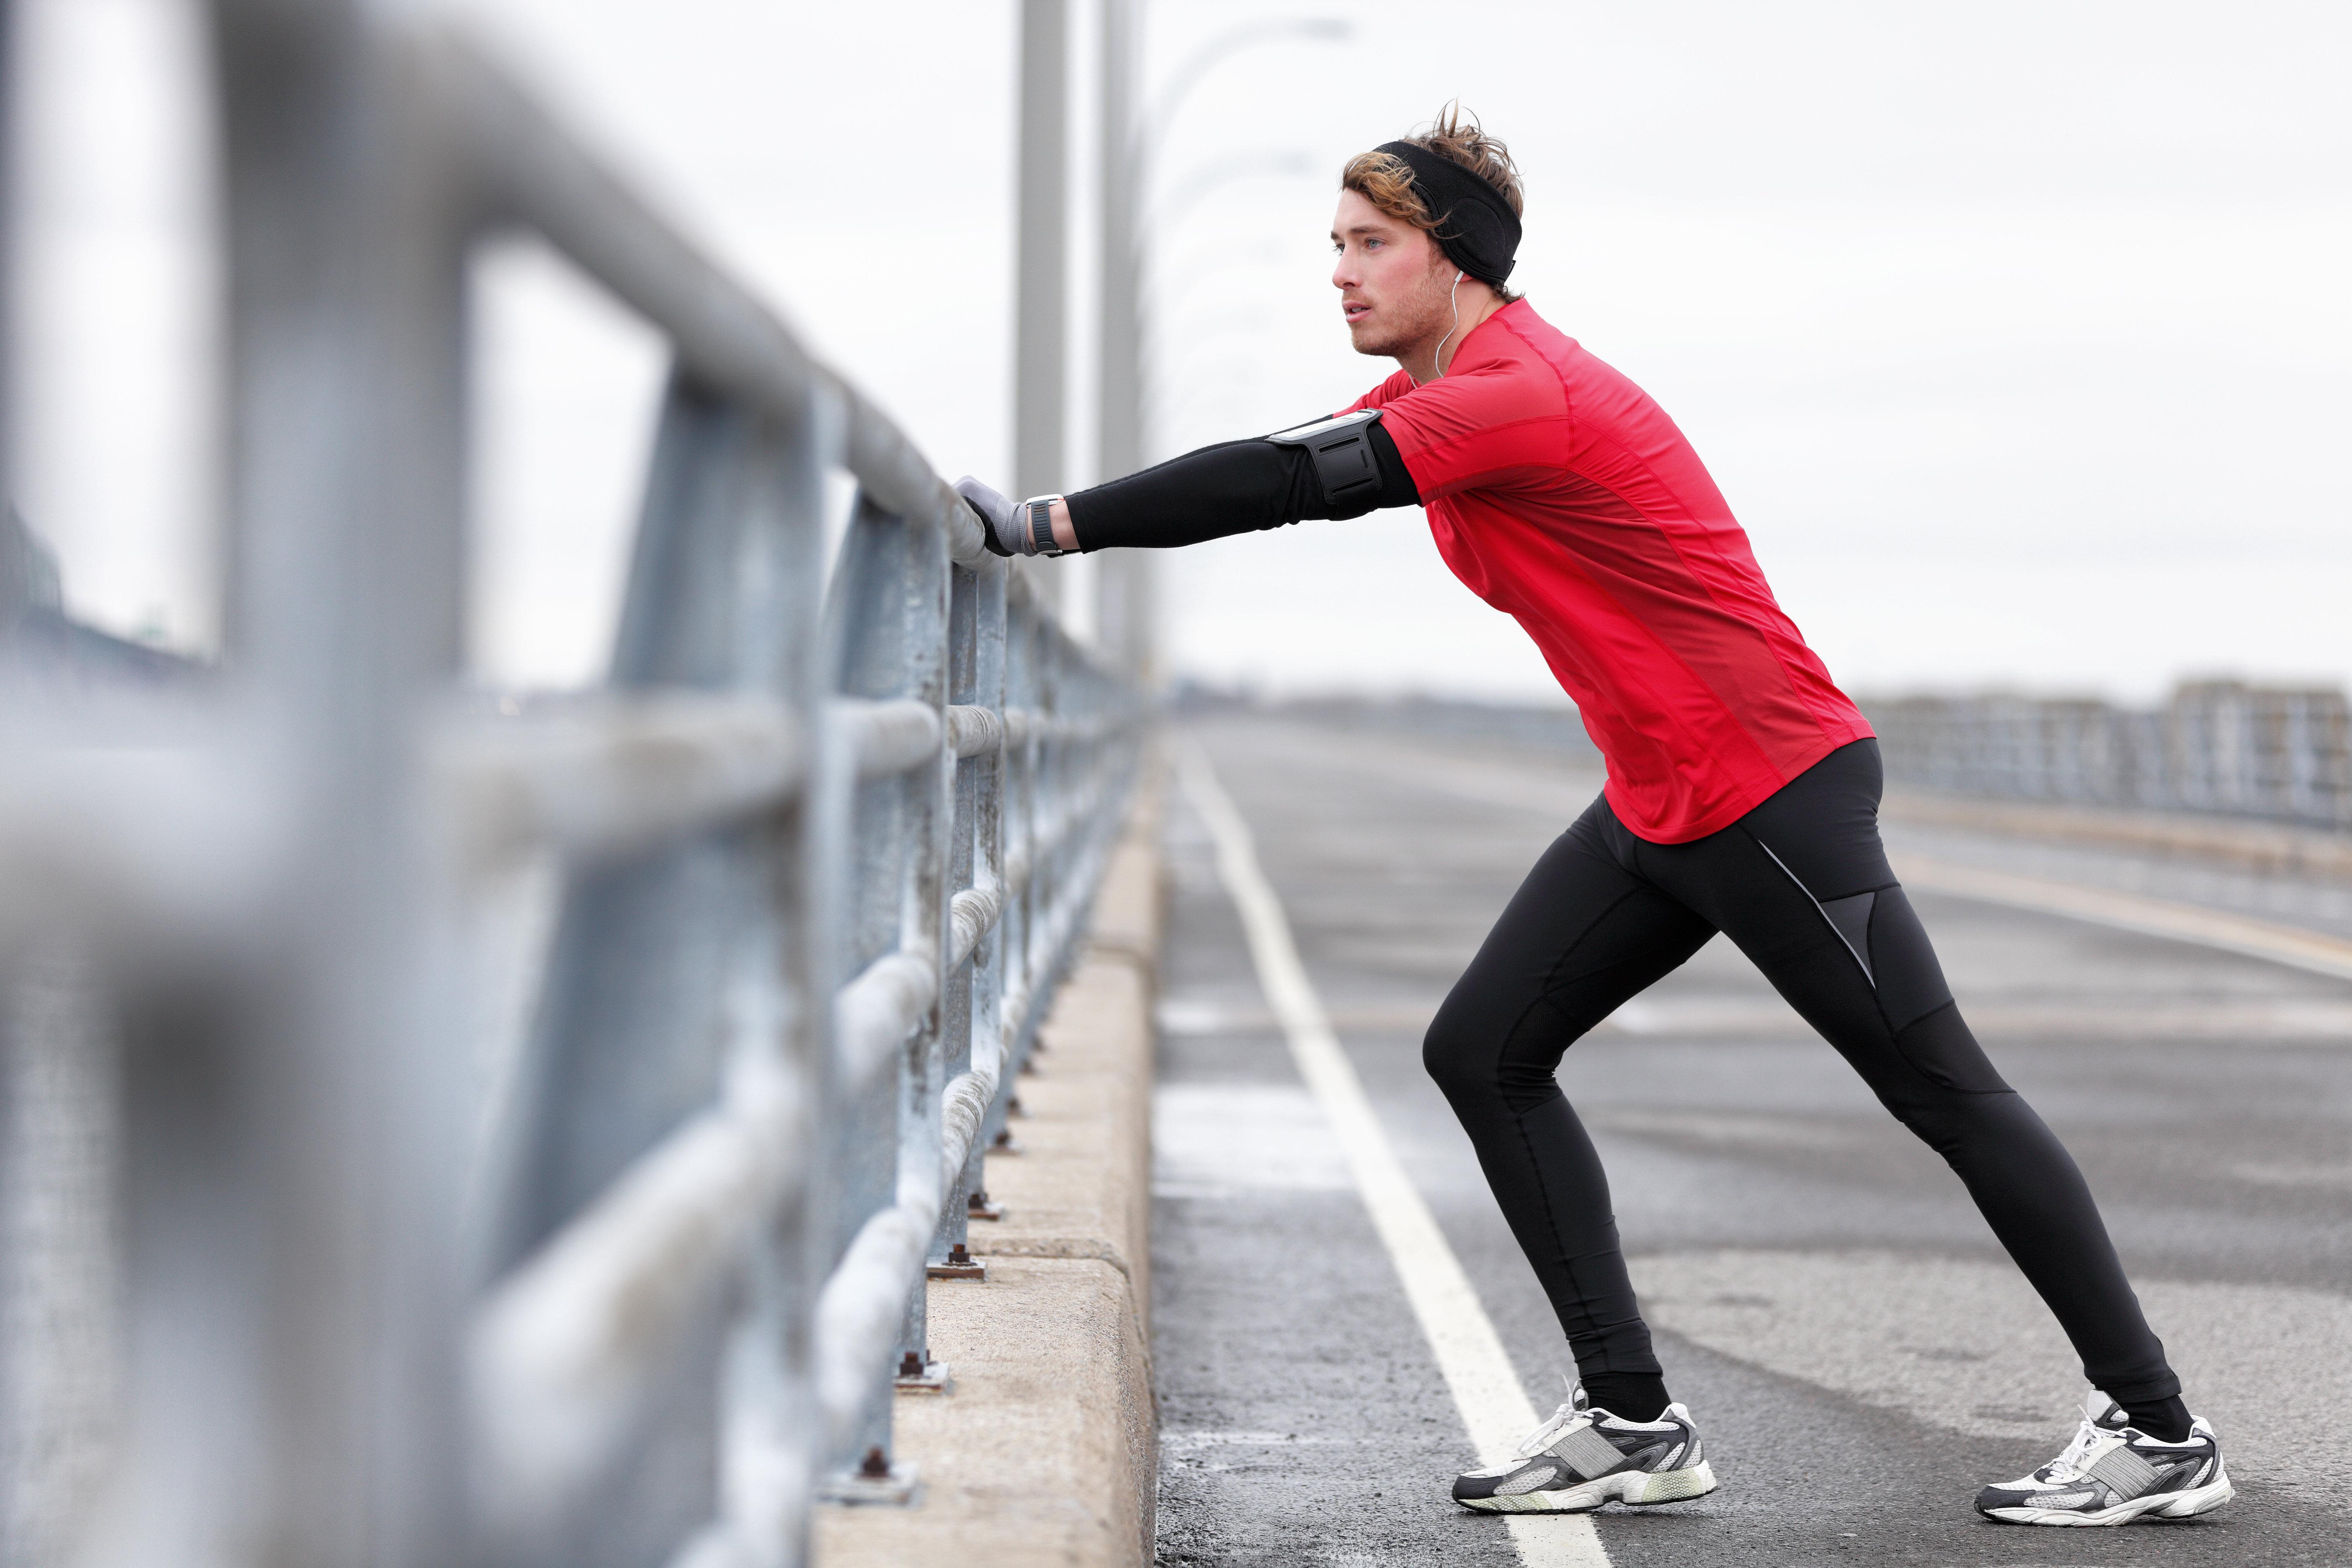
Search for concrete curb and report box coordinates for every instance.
[817,779,1163,1568]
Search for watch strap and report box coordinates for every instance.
[1026,495,1065,557]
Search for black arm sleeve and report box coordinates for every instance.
[1063,421,1419,551]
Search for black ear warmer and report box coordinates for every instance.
[1374,140,1521,289]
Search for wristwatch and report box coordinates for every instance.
[1025,495,1068,558]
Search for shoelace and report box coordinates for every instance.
[1515,1402,1581,1459]
[2043,1417,2107,1482]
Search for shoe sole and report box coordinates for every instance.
[1460,1461,1718,1514]
[1981,1474,2234,1527]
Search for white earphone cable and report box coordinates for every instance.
[1432,268,1466,378]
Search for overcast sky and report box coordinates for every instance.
[13,0,2349,705]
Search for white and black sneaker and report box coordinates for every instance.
[1452,1385,1717,1514]
[1975,1390,2231,1527]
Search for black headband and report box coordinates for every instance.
[1374,140,1521,288]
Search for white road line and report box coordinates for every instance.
[1894,854,2352,986]
[1178,742,1612,1568]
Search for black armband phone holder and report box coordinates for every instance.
[1266,408,1385,509]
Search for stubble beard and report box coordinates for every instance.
[1348,265,1457,363]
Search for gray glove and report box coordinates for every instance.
[954,475,1027,557]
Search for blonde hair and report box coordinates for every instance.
[1340,104,1525,296]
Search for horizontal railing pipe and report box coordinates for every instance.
[435,694,805,869]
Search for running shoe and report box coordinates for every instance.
[1975,1389,2232,1526]
[1452,1385,1717,1514]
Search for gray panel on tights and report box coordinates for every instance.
[1820,890,1877,985]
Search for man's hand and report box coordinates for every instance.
[955,475,1024,557]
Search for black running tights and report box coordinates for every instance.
[1421,740,2181,1407]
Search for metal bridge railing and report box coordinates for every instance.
[1867,682,2352,831]
[0,6,1140,1566]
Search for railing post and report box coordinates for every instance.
[954,563,1010,1227]
[476,374,830,1568]
[988,593,1045,1145]
[814,493,944,1501]
[978,601,1017,1161]
[1021,629,1068,1073]
[891,508,954,1389]
[712,392,835,1568]
[922,559,993,1289]
[494,382,766,1264]
[105,4,476,1563]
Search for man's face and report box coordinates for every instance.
[1331,188,1455,361]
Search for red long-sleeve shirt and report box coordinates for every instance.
[1350,299,1872,843]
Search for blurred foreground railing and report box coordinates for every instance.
[0,6,1139,1567]
[1867,682,2352,830]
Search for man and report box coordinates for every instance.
[959,108,2230,1528]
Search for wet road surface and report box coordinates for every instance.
[1151,714,2352,1568]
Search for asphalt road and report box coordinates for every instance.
[1150,713,2352,1568]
